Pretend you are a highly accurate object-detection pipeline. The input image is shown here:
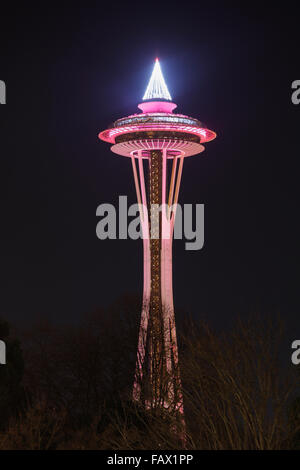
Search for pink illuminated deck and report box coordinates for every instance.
[99,118,216,145]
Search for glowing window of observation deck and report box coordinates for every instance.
[108,124,208,139]
[114,115,200,128]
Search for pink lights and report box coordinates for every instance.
[98,122,215,144]
[138,101,177,113]
[110,139,205,158]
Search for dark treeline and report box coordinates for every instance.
[0,295,299,450]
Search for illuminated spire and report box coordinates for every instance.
[143,58,172,101]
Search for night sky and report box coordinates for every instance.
[0,3,299,340]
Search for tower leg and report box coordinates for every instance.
[132,154,151,402]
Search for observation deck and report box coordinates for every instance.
[99,105,216,158]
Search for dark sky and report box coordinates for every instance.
[0,3,299,336]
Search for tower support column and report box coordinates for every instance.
[132,150,184,416]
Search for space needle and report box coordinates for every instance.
[99,59,216,418]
